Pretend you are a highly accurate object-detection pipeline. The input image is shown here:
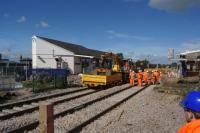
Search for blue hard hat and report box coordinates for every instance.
[180,91,200,112]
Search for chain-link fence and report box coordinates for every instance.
[25,69,69,92]
[0,66,25,90]
[0,76,16,90]
[0,67,69,92]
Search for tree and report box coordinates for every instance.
[116,53,124,59]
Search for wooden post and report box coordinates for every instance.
[39,102,54,133]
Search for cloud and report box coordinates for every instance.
[40,21,50,28]
[106,30,151,41]
[181,39,200,51]
[3,13,9,18]
[17,16,27,23]
[149,0,200,12]
[36,21,50,28]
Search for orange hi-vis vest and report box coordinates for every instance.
[152,72,156,80]
[143,72,148,81]
[129,72,135,80]
[155,71,160,80]
[137,72,143,79]
[178,119,200,133]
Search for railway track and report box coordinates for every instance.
[0,87,88,111]
[68,85,149,133]
[0,84,149,133]
[0,88,102,120]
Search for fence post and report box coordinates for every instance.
[32,74,35,92]
[39,102,54,133]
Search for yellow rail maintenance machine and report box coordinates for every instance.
[82,52,130,88]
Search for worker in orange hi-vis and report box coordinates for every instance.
[152,70,156,85]
[137,70,143,87]
[147,71,152,85]
[155,70,160,84]
[143,70,149,85]
[159,71,163,83]
[129,70,135,86]
[178,91,200,133]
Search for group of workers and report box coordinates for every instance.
[129,69,162,87]
[129,69,200,132]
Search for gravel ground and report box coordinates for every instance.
[67,75,82,86]
[0,84,130,132]
[54,86,142,133]
[81,85,185,133]
[28,84,134,133]
[3,85,185,133]
[53,84,130,114]
[0,88,94,132]
[2,87,86,104]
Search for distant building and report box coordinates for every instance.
[20,56,32,69]
[32,36,105,74]
[0,55,32,79]
[179,50,200,77]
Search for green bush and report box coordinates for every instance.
[31,76,67,93]
[22,81,33,88]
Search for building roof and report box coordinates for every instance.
[180,50,200,55]
[180,50,200,60]
[36,36,105,58]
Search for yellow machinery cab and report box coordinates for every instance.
[82,52,123,87]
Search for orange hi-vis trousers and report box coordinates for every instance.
[144,78,148,85]
[137,72,143,87]
[129,72,135,86]
[138,79,142,86]
[152,76,156,84]
[130,79,134,86]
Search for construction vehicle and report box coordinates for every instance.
[82,52,131,87]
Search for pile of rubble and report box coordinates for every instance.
[67,74,82,86]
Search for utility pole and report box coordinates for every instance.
[26,59,28,81]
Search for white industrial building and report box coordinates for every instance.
[32,36,104,74]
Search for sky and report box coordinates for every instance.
[0,0,200,64]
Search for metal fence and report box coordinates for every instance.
[0,67,69,92]
[0,66,25,90]
[30,69,69,92]
[0,76,16,90]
